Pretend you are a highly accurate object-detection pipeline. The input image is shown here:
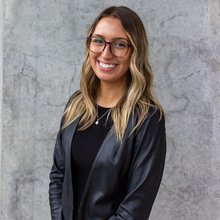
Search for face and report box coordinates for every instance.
[89,17,132,86]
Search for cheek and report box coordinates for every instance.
[89,54,94,68]
[122,57,131,70]
[126,53,132,68]
[89,52,97,66]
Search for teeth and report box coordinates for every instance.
[99,62,116,69]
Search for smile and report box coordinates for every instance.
[98,61,117,70]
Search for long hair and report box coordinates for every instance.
[62,6,164,141]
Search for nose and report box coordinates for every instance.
[101,43,114,59]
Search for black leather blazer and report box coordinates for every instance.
[49,104,166,220]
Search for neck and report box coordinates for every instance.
[97,81,125,108]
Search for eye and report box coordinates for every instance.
[115,41,127,48]
[93,37,104,44]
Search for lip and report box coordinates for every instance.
[97,60,118,72]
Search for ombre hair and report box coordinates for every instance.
[62,6,164,141]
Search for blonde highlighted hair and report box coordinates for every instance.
[62,6,164,142]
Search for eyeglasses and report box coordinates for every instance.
[87,36,133,58]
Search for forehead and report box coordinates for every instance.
[93,17,128,40]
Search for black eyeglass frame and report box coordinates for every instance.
[87,36,133,58]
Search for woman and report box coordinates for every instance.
[49,6,166,220]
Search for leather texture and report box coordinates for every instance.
[49,101,166,220]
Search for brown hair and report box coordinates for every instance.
[62,6,164,141]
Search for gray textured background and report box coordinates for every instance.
[1,0,220,220]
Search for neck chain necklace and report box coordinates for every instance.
[95,108,112,125]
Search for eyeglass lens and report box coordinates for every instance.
[88,37,129,57]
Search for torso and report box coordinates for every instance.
[71,106,113,220]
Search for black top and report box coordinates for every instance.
[71,106,113,220]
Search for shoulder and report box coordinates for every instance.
[60,90,81,124]
[147,105,164,121]
[136,105,165,136]
[133,105,166,152]
[65,90,81,109]
[138,102,165,124]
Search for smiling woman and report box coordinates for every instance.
[88,17,132,91]
[49,6,166,220]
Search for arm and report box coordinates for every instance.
[49,92,79,219]
[109,109,166,220]
[49,130,65,220]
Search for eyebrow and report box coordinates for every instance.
[92,34,129,42]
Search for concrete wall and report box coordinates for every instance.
[1,0,220,219]
[0,0,3,214]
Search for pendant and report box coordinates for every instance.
[95,120,99,125]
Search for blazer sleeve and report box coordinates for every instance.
[49,128,65,220]
[108,109,166,220]
[49,93,77,220]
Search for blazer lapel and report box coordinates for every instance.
[63,117,81,166]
